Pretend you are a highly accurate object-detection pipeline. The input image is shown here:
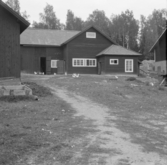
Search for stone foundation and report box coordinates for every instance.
[0,85,32,96]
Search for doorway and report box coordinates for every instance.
[57,60,65,74]
[40,57,46,74]
[98,62,102,75]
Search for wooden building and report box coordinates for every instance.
[0,0,29,78]
[150,28,167,74]
[21,26,141,75]
[97,45,140,74]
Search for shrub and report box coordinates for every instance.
[0,95,34,102]
[23,82,52,97]
[126,77,136,81]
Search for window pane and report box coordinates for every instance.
[73,58,96,67]
[93,60,95,66]
[125,60,133,72]
[81,60,83,66]
[89,60,92,66]
[110,59,118,65]
[74,60,77,66]
[86,60,89,66]
[86,32,96,38]
[51,60,57,68]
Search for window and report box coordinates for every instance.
[51,60,58,68]
[73,59,84,67]
[73,58,96,67]
[110,59,119,65]
[86,32,96,38]
[125,59,133,72]
[88,59,96,66]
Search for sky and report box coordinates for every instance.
[3,0,167,24]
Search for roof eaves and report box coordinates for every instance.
[90,25,117,45]
[0,0,30,32]
[97,53,141,56]
[21,44,61,47]
[96,45,142,56]
[149,28,166,52]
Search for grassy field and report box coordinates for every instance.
[0,74,167,164]
[0,80,94,165]
[47,75,167,156]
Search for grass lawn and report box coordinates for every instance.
[0,80,95,165]
[0,74,167,164]
[47,75,167,156]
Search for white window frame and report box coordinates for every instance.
[73,59,85,67]
[72,58,97,67]
[51,60,58,68]
[125,59,133,72]
[86,32,96,38]
[110,59,119,65]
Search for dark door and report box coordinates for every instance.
[46,57,51,75]
[40,57,46,74]
[57,60,65,74]
[98,62,102,75]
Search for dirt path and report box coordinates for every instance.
[48,84,167,165]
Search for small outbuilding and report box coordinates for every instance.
[21,26,141,75]
[0,0,29,78]
[97,45,141,75]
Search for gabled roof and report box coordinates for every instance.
[0,0,30,33]
[97,45,141,56]
[149,28,167,52]
[62,25,117,45]
[21,28,80,46]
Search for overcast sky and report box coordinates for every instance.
[4,0,167,24]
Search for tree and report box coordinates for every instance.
[139,9,167,59]
[84,10,111,36]
[21,11,30,21]
[6,0,20,13]
[65,10,83,30]
[32,3,61,29]
[6,0,30,22]
[110,10,139,50]
[32,22,48,29]
[138,15,147,60]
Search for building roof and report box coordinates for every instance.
[21,25,116,47]
[21,28,80,46]
[97,44,141,56]
[149,28,167,52]
[0,0,30,33]
[62,25,117,45]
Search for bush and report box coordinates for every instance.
[23,82,52,97]
[0,95,34,102]
[126,77,136,81]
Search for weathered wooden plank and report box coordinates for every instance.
[0,6,20,78]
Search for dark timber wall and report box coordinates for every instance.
[0,6,20,78]
[99,55,139,74]
[21,46,63,73]
[66,27,113,74]
[155,32,167,62]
